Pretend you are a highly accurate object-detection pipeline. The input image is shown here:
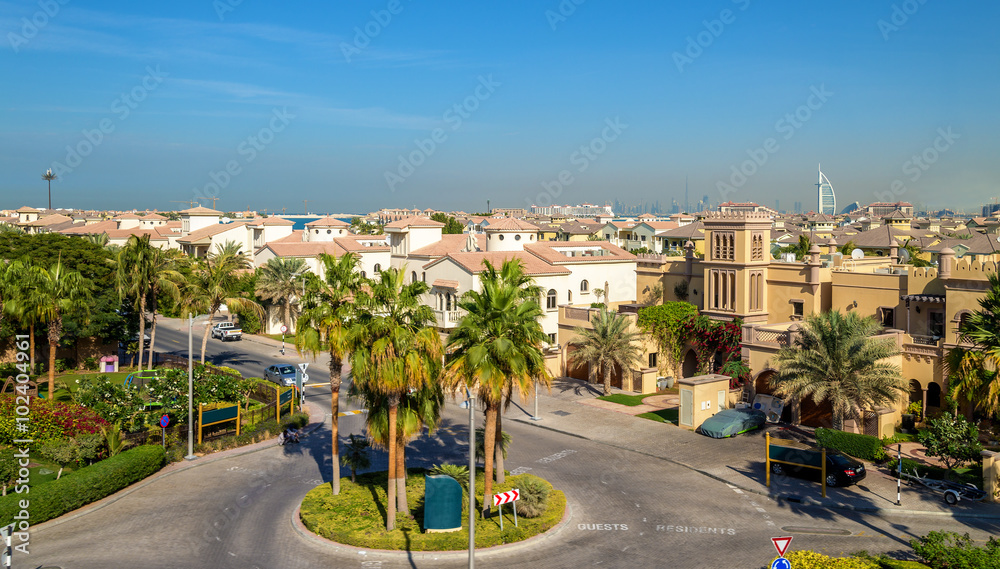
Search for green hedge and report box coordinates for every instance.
[816,428,887,462]
[0,445,165,525]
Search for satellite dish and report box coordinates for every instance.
[851,248,864,260]
[898,248,911,263]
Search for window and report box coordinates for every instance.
[929,311,944,337]
[360,271,367,279]
[499,234,505,241]
[411,271,418,284]
[792,301,804,317]
[422,272,426,282]
[546,289,557,309]
[515,234,521,241]
[327,229,332,234]
[712,231,735,261]
[568,290,572,303]
[648,353,658,368]
[547,333,557,344]
[878,307,895,328]
[751,232,764,261]
[315,229,320,234]
[581,280,589,292]
[374,263,381,272]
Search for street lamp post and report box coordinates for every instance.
[460,388,476,568]
[531,379,541,421]
[185,313,197,461]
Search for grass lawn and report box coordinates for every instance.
[300,469,566,551]
[637,408,679,425]
[596,393,660,406]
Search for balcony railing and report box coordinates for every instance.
[432,309,465,328]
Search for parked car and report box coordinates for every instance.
[769,449,867,487]
[211,322,242,341]
[697,408,767,438]
[263,364,306,387]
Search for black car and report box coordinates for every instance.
[769,450,867,487]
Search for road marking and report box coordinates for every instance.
[578,524,629,531]
[510,466,533,476]
[536,449,577,464]
[338,410,367,417]
[656,525,736,536]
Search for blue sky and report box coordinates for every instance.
[1,1,997,215]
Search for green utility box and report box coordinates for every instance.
[423,475,463,533]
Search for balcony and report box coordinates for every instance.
[432,309,465,329]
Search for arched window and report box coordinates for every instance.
[546,289,557,309]
[411,271,418,284]
[360,271,367,279]
[581,280,589,292]
[374,263,381,272]
[568,290,572,303]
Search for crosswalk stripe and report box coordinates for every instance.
[337,410,367,417]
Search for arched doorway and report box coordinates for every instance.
[754,369,776,396]
[908,379,923,405]
[926,382,942,409]
[682,349,698,378]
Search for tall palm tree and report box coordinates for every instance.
[183,242,264,363]
[946,272,1000,415]
[85,233,109,248]
[42,169,56,210]
[17,261,92,396]
[295,252,364,496]
[569,307,643,396]
[2,260,40,372]
[256,257,308,334]
[348,267,442,531]
[446,259,550,513]
[350,379,444,515]
[113,235,155,368]
[145,247,184,370]
[771,310,906,430]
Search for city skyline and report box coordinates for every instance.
[1,1,997,214]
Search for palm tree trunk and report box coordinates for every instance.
[329,357,342,496]
[396,435,408,516]
[136,293,146,371]
[29,322,35,374]
[200,313,214,364]
[46,317,61,397]
[386,400,398,531]
[494,412,504,484]
[833,409,844,431]
[482,402,498,516]
[603,365,612,396]
[147,310,157,370]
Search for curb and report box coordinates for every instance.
[510,417,1000,521]
[32,401,325,533]
[291,493,576,560]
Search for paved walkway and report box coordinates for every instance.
[511,377,1000,519]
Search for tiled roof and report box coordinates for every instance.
[483,218,539,232]
[140,213,168,220]
[431,279,460,289]
[177,222,248,244]
[179,206,222,215]
[305,216,349,227]
[409,234,485,257]
[15,206,39,213]
[59,220,118,235]
[251,217,295,226]
[524,241,636,264]
[384,216,445,229]
[655,222,705,239]
[259,241,348,258]
[428,251,571,275]
[24,214,74,226]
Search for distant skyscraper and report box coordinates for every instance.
[794,201,802,214]
[816,165,836,215]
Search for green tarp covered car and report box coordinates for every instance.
[697,408,767,438]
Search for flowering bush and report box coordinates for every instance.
[682,316,743,377]
[0,396,108,445]
[74,375,146,430]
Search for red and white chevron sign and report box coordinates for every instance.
[493,489,520,507]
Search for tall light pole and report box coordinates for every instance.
[460,388,476,568]
[186,313,197,460]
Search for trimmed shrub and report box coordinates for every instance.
[516,474,551,518]
[0,445,166,525]
[911,531,1000,569]
[777,551,879,568]
[816,428,887,462]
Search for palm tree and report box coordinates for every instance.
[771,310,906,430]
[256,257,308,334]
[348,267,442,530]
[350,379,444,515]
[569,307,643,396]
[113,235,155,368]
[85,233,109,248]
[446,259,550,513]
[295,252,364,496]
[183,242,264,364]
[946,272,1000,415]
[2,260,40,373]
[17,261,92,396]
[42,169,56,210]
[145,247,184,370]
[340,435,371,484]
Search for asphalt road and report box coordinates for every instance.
[19,321,1000,569]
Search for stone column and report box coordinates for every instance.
[939,247,955,279]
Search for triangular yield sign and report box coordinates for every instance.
[771,536,792,557]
